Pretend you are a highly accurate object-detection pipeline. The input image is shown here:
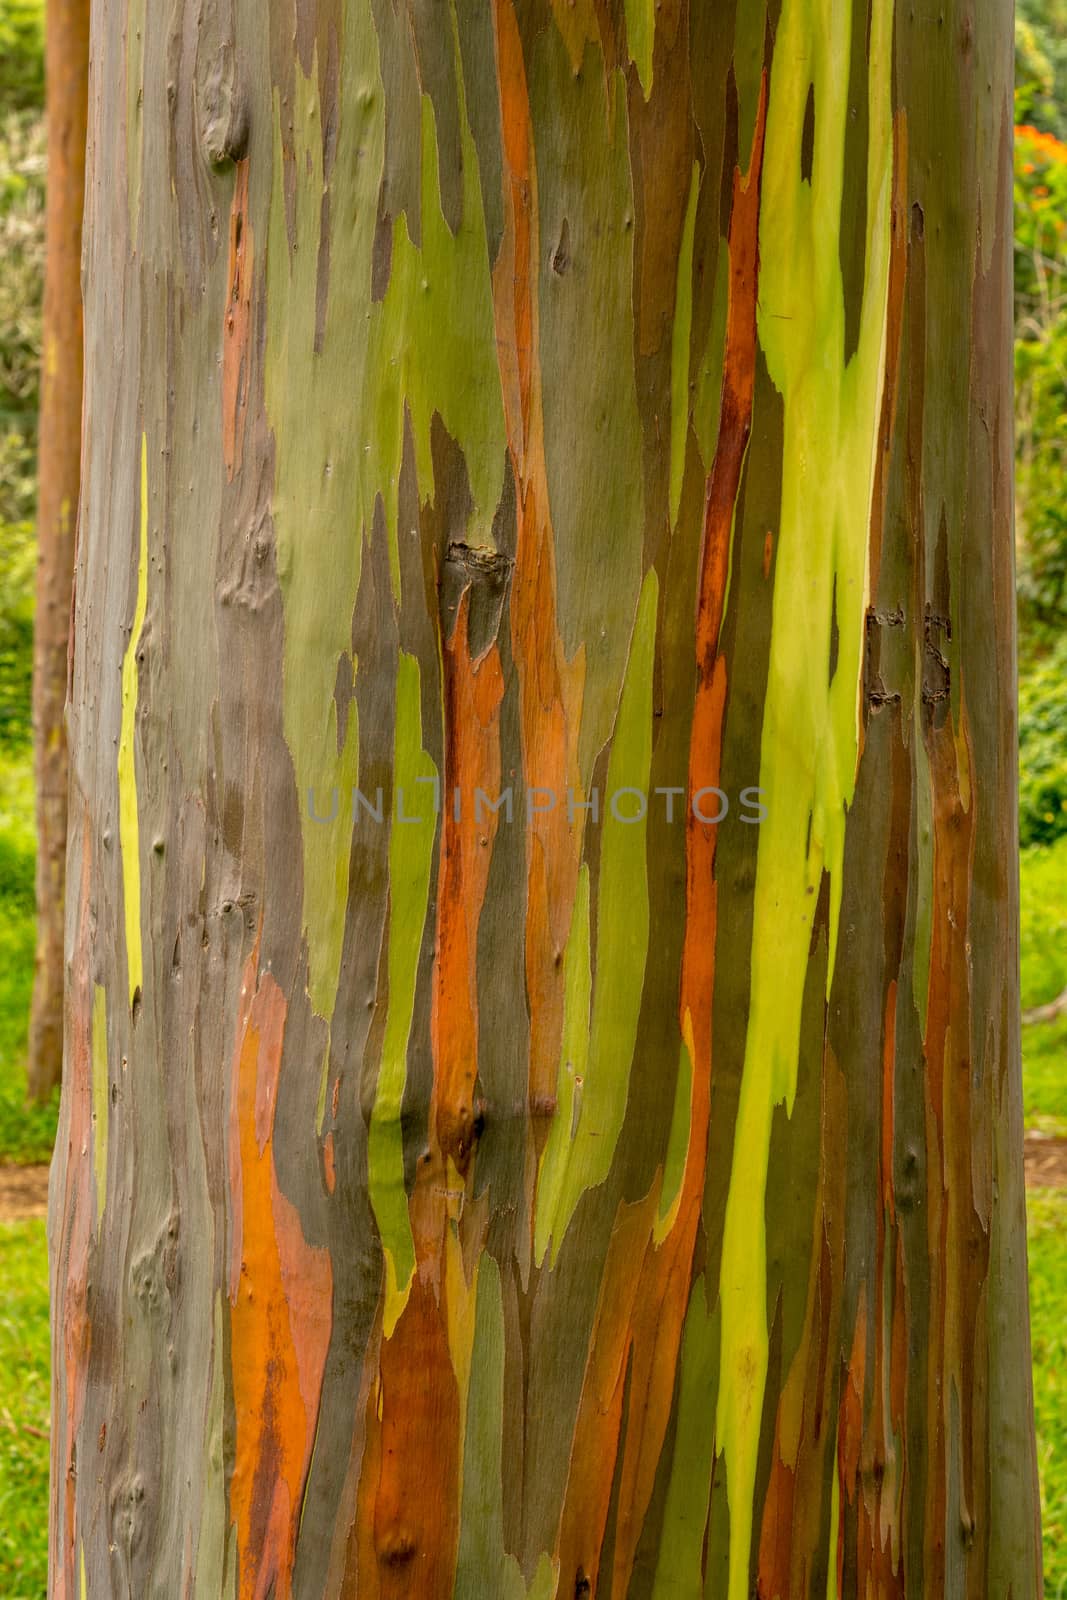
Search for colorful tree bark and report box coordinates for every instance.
[28,0,90,1099]
[51,1,1041,1596]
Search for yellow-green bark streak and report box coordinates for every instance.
[669,164,701,531]
[367,653,438,1337]
[714,3,894,1595]
[623,0,655,97]
[117,435,148,1006]
[266,8,503,1021]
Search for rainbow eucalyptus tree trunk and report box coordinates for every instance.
[50,1,1040,1596]
[28,0,90,1099]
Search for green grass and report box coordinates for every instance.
[0,748,56,1164]
[1021,835,1067,1014]
[1024,1016,1067,1135]
[0,1219,48,1600]
[1020,837,1067,1135]
[1030,1189,1067,1598]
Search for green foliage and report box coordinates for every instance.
[0,1219,49,1600]
[1016,0,1067,140]
[1028,1190,1067,1597]
[1019,642,1067,848]
[1015,124,1067,643]
[0,108,44,532]
[0,88,47,1158]
[0,521,34,750]
[0,0,43,116]
[0,102,44,775]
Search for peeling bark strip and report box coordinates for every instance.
[53,2,1039,1597]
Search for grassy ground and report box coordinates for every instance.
[1021,834,1067,1015]
[1030,1191,1067,1598]
[0,748,55,1163]
[1021,835,1067,1141]
[1026,1016,1067,1135]
[0,1219,48,1600]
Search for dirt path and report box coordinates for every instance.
[0,1138,1065,1223]
[0,1164,49,1221]
[1023,1133,1067,1189]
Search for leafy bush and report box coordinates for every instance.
[1015,124,1067,642]
[0,0,44,114]
[0,108,44,429]
[0,520,33,751]
[1019,640,1067,847]
[1016,0,1067,140]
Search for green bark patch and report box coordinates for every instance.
[535,570,658,1266]
[624,0,656,98]
[650,1276,720,1597]
[669,163,701,532]
[714,1,896,1593]
[528,27,646,778]
[266,7,503,1022]
[367,651,438,1336]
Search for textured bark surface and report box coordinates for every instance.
[51,2,1040,1597]
[28,0,90,1100]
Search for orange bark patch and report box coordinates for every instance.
[492,0,586,1144]
[366,1274,462,1599]
[920,697,984,1592]
[681,69,766,1077]
[556,1190,660,1589]
[361,594,500,1596]
[229,955,333,1600]
[223,159,253,480]
[432,593,504,1172]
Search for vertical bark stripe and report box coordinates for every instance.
[228,956,333,1600]
[117,434,148,1006]
[716,4,895,1591]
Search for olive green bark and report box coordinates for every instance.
[51,2,1040,1597]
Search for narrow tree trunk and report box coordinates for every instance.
[51,3,1041,1597]
[28,0,90,1101]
